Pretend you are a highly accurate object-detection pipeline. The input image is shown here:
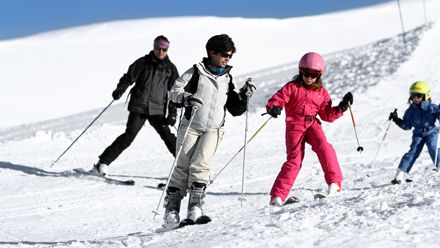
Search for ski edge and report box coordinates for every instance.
[72,168,135,186]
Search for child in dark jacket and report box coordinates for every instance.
[389,81,440,184]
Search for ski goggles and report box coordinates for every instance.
[219,51,233,59]
[301,69,321,79]
[155,47,168,52]
[410,93,424,98]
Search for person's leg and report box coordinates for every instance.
[168,127,200,196]
[147,115,177,157]
[398,135,425,173]
[270,124,306,202]
[426,129,440,167]
[305,123,343,185]
[187,129,223,186]
[98,112,146,165]
[186,129,223,221]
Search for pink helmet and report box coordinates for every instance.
[299,52,325,73]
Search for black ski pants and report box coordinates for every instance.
[99,112,176,165]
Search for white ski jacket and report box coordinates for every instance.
[170,61,247,132]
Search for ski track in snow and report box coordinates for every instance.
[2,6,440,248]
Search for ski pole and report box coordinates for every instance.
[434,125,440,172]
[50,100,115,167]
[208,115,272,186]
[152,107,198,220]
[366,109,396,177]
[348,104,364,152]
[238,87,252,205]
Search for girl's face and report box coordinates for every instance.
[301,70,321,85]
[411,93,424,104]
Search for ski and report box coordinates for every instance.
[281,194,326,206]
[391,178,413,185]
[177,215,212,228]
[314,193,326,200]
[73,168,135,186]
[155,216,211,233]
[157,183,166,189]
[284,196,300,205]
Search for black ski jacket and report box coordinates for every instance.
[116,51,179,117]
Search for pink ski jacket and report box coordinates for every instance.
[266,80,343,123]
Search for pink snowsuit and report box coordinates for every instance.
[266,80,344,201]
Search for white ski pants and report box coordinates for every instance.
[169,127,223,195]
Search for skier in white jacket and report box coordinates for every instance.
[162,34,256,228]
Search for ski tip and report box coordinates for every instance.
[284,196,300,205]
[157,183,166,189]
[196,215,211,224]
[313,193,326,200]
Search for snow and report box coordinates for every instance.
[1,0,440,247]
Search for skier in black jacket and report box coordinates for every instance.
[91,35,179,176]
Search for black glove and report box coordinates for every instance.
[268,106,282,118]
[388,110,403,125]
[165,115,177,126]
[338,92,353,112]
[112,87,125,100]
[388,111,398,121]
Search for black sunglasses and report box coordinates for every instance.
[219,52,233,59]
[411,93,424,98]
[301,70,321,79]
[155,47,168,52]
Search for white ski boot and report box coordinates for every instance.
[269,197,283,206]
[391,168,406,184]
[187,182,206,223]
[162,187,182,229]
[89,163,108,177]
[327,182,342,195]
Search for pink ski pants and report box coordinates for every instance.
[270,120,343,201]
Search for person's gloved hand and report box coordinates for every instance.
[165,114,177,126]
[389,110,403,125]
[240,77,257,98]
[112,87,125,100]
[388,111,398,121]
[185,93,204,110]
[338,92,353,112]
[268,106,282,118]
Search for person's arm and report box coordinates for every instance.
[112,58,142,100]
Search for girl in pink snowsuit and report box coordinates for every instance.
[266,52,353,206]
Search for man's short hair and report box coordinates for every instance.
[206,34,236,56]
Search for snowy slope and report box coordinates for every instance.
[1,0,439,128]
[2,1,440,248]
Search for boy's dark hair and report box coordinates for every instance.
[205,34,236,56]
[154,35,169,43]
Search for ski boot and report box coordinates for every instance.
[185,182,211,225]
[269,196,283,206]
[391,169,405,185]
[89,162,108,177]
[327,182,342,195]
[162,187,182,229]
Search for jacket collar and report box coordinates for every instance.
[202,57,232,76]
